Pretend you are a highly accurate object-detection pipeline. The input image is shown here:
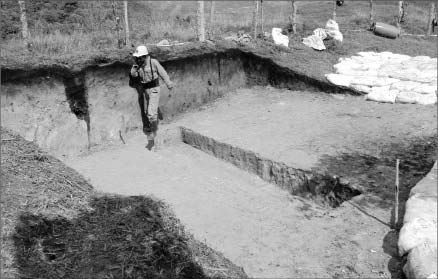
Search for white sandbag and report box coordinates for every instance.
[411,55,433,62]
[366,61,385,70]
[325,74,353,87]
[338,63,370,72]
[325,20,343,42]
[391,81,422,92]
[351,84,372,94]
[325,19,339,32]
[351,76,399,87]
[415,83,437,95]
[379,64,403,77]
[336,68,378,77]
[388,53,411,62]
[417,63,437,72]
[404,194,437,226]
[357,51,379,58]
[313,28,327,40]
[410,162,438,197]
[396,91,422,104]
[389,70,423,82]
[272,28,289,47]
[403,241,438,279]
[350,76,379,87]
[326,30,343,42]
[302,35,325,50]
[334,61,364,72]
[416,94,437,105]
[398,217,438,256]
[366,86,397,103]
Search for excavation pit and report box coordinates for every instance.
[2,45,437,278]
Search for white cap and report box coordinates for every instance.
[133,45,148,57]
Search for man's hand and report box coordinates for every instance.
[130,65,139,76]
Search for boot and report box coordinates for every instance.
[145,139,155,151]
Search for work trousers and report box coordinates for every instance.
[137,86,160,140]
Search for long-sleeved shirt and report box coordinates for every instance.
[130,58,173,89]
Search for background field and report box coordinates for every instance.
[1,0,437,57]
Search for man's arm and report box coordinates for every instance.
[153,59,173,89]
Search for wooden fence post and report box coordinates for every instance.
[197,1,205,41]
[397,1,403,30]
[18,1,29,41]
[112,1,122,48]
[260,0,264,36]
[427,1,436,36]
[209,0,215,39]
[394,159,400,228]
[333,0,337,21]
[123,1,130,45]
[253,0,260,39]
[290,0,297,34]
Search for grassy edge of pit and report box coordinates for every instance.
[0,127,248,279]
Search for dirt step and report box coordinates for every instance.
[65,130,396,278]
[180,126,361,208]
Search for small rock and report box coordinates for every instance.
[339,177,350,185]
[157,39,170,46]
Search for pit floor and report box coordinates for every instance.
[65,87,437,278]
[176,87,437,171]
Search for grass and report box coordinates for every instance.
[1,0,436,59]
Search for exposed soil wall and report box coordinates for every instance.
[181,127,361,207]
[1,50,247,156]
[1,44,355,157]
[1,77,88,157]
[84,53,246,146]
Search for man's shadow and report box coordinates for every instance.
[13,195,220,279]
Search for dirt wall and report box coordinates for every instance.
[1,52,247,156]
[1,77,88,157]
[85,52,246,146]
[1,46,352,157]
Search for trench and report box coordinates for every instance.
[1,48,361,205]
[2,47,437,277]
[180,127,361,208]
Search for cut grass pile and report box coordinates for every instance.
[1,128,247,279]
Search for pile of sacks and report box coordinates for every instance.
[326,52,437,105]
[303,20,343,50]
[224,30,252,44]
[398,162,437,279]
[272,28,289,47]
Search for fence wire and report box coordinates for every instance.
[14,0,438,44]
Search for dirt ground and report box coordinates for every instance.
[0,128,247,279]
[2,34,437,279]
[176,87,436,171]
[64,87,437,278]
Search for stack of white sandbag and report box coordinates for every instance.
[272,28,289,47]
[398,162,437,279]
[325,52,437,105]
[303,20,343,51]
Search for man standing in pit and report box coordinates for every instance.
[129,45,173,151]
